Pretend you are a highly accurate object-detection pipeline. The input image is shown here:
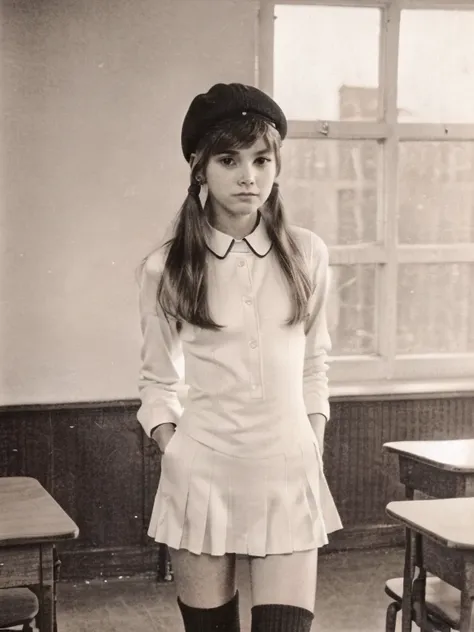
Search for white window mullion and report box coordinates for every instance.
[285,121,474,142]
[329,244,388,265]
[286,120,390,140]
[399,123,474,141]
[402,0,474,9]
[394,355,474,380]
[398,244,474,263]
[377,2,401,377]
[263,0,474,8]
[328,357,389,382]
[271,0,390,6]
[257,1,276,95]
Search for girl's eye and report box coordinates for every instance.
[218,156,272,167]
[219,157,235,166]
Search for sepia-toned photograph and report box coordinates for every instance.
[1,1,473,631]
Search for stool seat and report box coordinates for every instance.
[385,577,461,629]
[0,588,39,627]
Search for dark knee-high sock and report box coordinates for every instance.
[177,590,240,631]
[251,603,314,632]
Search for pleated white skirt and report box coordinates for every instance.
[148,429,342,557]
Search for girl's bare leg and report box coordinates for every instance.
[249,549,318,631]
[170,548,237,608]
[249,548,318,611]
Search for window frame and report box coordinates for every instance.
[258,0,474,391]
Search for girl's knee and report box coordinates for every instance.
[249,549,318,612]
[170,549,237,608]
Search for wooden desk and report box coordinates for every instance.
[0,477,79,632]
[387,497,474,632]
[384,439,474,499]
[384,440,474,632]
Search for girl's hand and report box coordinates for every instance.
[307,413,326,458]
[151,423,176,454]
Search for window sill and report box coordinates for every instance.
[176,380,473,406]
[329,378,474,402]
[0,379,472,412]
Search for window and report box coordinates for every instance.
[259,0,474,392]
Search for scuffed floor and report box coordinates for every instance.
[56,547,406,631]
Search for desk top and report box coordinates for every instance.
[383,439,474,473]
[387,497,474,550]
[0,477,79,546]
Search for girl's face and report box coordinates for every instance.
[204,137,277,221]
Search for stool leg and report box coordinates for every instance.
[459,590,473,632]
[412,574,429,631]
[385,601,401,632]
[433,619,451,632]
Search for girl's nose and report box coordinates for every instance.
[238,166,255,185]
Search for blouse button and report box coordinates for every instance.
[238,260,245,267]
[249,340,258,349]
[244,298,252,305]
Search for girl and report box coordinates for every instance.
[136,83,342,632]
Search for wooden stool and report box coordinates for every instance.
[385,576,460,631]
[0,587,39,631]
[386,497,474,632]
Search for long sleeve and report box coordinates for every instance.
[303,234,332,421]
[136,251,184,438]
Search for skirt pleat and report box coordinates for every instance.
[149,431,198,551]
[282,455,293,552]
[292,452,317,550]
[224,468,233,554]
[246,462,268,558]
[148,429,342,557]
[300,441,343,543]
[181,442,214,554]
[201,455,227,556]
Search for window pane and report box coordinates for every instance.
[398,142,474,244]
[281,139,379,245]
[398,11,474,123]
[274,5,380,121]
[397,264,474,354]
[328,265,377,356]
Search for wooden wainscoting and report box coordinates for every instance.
[0,395,473,580]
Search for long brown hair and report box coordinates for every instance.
[143,117,313,330]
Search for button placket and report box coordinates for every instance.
[236,258,263,399]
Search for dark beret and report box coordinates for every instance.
[181,83,287,162]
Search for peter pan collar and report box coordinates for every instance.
[205,212,273,259]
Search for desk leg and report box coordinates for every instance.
[401,527,415,632]
[37,544,55,632]
[459,590,473,632]
[400,486,415,632]
[412,533,429,632]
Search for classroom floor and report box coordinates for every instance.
[55,547,409,632]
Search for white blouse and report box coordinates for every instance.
[137,214,332,458]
